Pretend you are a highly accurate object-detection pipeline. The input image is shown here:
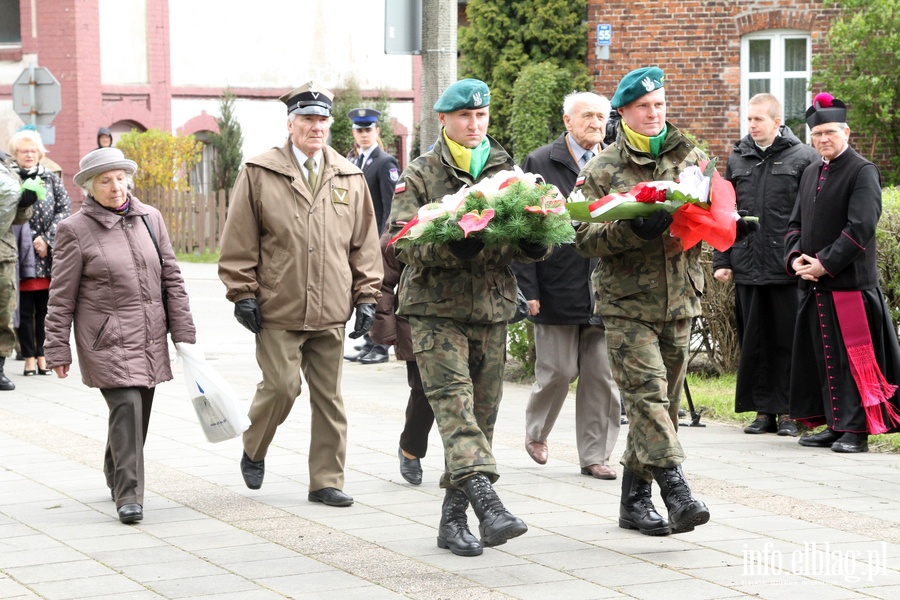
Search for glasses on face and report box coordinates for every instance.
[811,128,842,139]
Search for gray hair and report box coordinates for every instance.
[563,92,611,118]
[8,129,48,158]
[80,172,134,197]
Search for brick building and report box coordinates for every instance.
[586,0,841,164]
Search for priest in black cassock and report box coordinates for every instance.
[786,92,900,453]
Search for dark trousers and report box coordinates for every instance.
[17,289,49,358]
[399,360,434,458]
[102,387,155,508]
[734,284,798,415]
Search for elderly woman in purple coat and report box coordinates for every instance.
[45,148,196,524]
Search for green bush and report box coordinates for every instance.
[878,187,900,327]
[507,320,535,376]
[510,62,577,162]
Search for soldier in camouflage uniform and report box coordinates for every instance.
[390,79,548,557]
[573,67,711,536]
[0,162,37,390]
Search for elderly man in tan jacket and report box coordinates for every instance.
[218,81,383,507]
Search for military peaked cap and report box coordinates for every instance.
[279,81,334,117]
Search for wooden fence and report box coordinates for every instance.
[135,187,230,255]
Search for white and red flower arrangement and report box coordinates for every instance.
[389,167,576,248]
[566,160,747,251]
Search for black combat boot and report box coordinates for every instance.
[0,358,14,391]
[619,468,670,536]
[436,488,483,556]
[461,473,528,547]
[651,465,710,534]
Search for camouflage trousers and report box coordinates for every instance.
[603,316,689,482]
[0,262,16,357]
[408,315,506,489]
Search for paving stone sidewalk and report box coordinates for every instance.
[1,262,899,600]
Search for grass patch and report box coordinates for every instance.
[176,251,219,264]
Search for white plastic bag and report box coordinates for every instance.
[175,342,250,443]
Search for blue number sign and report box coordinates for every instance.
[596,24,612,46]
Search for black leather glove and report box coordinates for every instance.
[629,210,673,240]
[234,298,262,334]
[518,239,549,259]
[349,303,376,339]
[448,237,485,261]
[18,188,38,208]
[735,210,761,242]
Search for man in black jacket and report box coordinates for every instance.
[712,94,819,437]
[513,91,622,480]
[344,108,401,364]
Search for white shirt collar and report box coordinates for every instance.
[292,146,322,174]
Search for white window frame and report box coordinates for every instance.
[740,29,812,141]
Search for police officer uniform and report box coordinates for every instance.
[348,108,400,235]
[344,108,400,364]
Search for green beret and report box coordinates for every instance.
[610,67,665,109]
[433,79,491,113]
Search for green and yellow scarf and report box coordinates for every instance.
[444,129,491,178]
[623,122,668,157]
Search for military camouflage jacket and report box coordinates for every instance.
[573,122,707,323]
[0,162,33,264]
[389,133,536,323]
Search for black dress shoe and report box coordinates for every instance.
[399,447,423,485]
[240,451,265,489]
[38,368,52,376]
[777,416,799,437]
[744,414,776,434]
[117,503,143,524]
[343,347,371,362]
[831,432,868,453]
[308,487,354,507]
[798,427,841,447]
[23,369,37,376]
[0,373,14,391]
[359,349,389,364]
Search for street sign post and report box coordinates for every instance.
[11,66,62,144]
